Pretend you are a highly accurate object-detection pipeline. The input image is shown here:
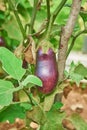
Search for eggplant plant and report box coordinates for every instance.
[0,0,87,130]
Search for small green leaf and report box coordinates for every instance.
[68,63,85,85]
[22,75,42,87]
[70,73,83,86]
[51,102,63,110]
[0,80,15,106]
[0,47,26,80]
[68,114,87,130]
[74,64,87,78]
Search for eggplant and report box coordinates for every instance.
[35,47,58,94]
[0,37,5,47]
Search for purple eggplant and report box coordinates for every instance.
[0,37,5,47]
[35,47,58,94]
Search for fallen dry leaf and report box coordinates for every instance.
[62,82,87,122]
[0,118,25,130]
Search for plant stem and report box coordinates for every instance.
[46,0,50,27]
[31,95,47,119]
[23,88,47,119]
[46,0,67,40]
[23,88,34,105]
[29,0,39,34]
[9,0,26,40]
[66,29,87,58]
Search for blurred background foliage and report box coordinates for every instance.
[0,0,86,51]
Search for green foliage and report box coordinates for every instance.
[0,103,28,123]
[0,47,26,80]
[65,62,87,85]
[74,63,87,78]
[2,15,23,42]
[51,102,63,110]
[22,75,42,87]
[43,87,63,111]
[20,102,32,111]
[26,105,47,126]
[0,80,14,106]
[80,11,87,23]
[26,105,66,130]
[68,114,87,130]
[41,109,66,130]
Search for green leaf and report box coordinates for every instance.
[26,105,46,127]
[50,24,61,37]
[18,0,31,8]
[22,75,42,87]
[70,73,83,86]
[51,102,63,110]
[34,8,46,31]
[69,61,76,74]
[44,96,55,111]
[0,47,26,80]
[74,64,87,78]
[42,110,66,130]
[44,93,56,111]
[43,86,63,111]
[80,11,87,23]
[20,102,32,111]
[26,102,66,130]
[0,103,25,123]
[2,15,23,41]
[0,80,14,106]
[68,114,87,130]
[68,62,85,85]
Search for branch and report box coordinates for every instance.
[67,29,87,58]
[46,0,50,27]
[46,0,67,40]
[52,0,67,24]
[58,0,82,81]
[46,0,50,20]
[29,0,39,34]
